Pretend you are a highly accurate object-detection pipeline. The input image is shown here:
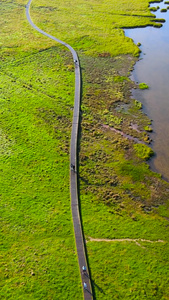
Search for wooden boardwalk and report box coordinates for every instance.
[26,1,93,299]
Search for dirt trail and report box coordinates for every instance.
[87,236,165,248]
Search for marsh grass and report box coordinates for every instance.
[160,8,167,12]
[87,241,169,299]
[151,18,166,22]
[78,51,169,298]
[150,6,158,11]
[134,99,142,109]
[1,0,169,299]
[139,82,149,89]
[144,125,153,132]
[28,0,159,57]
[133,144,154,160]
[153,22,163,27]
[0,18,82,297]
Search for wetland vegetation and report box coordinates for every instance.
[1,0,169,299]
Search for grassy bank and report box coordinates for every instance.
[1,0,169,299]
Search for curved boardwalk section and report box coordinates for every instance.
[26,1,93,299]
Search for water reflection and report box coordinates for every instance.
[125,0,169,181]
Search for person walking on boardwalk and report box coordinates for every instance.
[82,266,87,274]
[84,282,87,290]
[71,163,75,172]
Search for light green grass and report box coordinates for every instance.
[139,82,149,89]
[87,241,169,299]
[28,0,158,57]
[0,40,82,298]
[134,143,154,160]
[1,0,169,299]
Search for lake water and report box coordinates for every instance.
[125,0,169,182]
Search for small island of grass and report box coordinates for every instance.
[161,8,167,12]
[139,82,149,89]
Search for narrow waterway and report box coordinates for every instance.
[125,1,169,182]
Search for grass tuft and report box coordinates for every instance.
[134,144,154,160]
[139,82,149,89]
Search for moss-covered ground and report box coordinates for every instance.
[1,0,169,299]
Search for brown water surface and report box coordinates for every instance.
[125,1,169,181]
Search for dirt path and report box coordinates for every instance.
[87,236,165,248]
[26,1,93,299]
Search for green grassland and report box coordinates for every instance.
[1,0,169,299]
[0,47,83,298]
[0,3,82,297]
[79,47,169,299]
[27,0,160,57]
